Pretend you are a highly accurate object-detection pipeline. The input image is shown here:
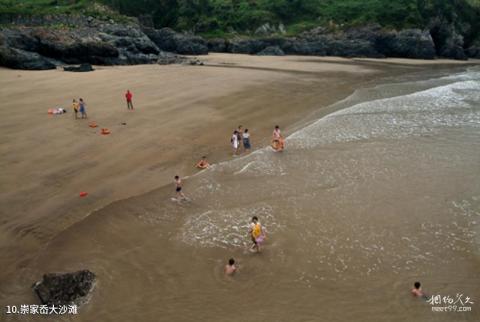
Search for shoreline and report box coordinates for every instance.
[0,54,478,284]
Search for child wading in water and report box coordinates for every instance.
[249,216,265,253]
[174,175,187,201]
[237,125,243,150]
[272,125,284,151]
[242,128,251,152]
[231,130,239,155]
[195,156,210,169]
[411,282,428,300]
[224,258,237,275]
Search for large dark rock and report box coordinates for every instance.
[63,63,94,72]
[207,38,228,52]
[281,40,327,55]
[230,39,267,54]
[257,46,285,56]
[327,39,382,57]
[466,45,480,58]
[439,32,467,60]
[0,46,56,70]
[377,29,436,59]
[144,27,208,55]
[35,38,119,64]
[429,22,467,60]
[2,29,40,52]
[122,51,158,64]
[157,51,187,65]
[33,270,96,306]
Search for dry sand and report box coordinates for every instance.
[0,53,476,259]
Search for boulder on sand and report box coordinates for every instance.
[63,63,94,72]
[33,270,96,306]
[257,46,285,56]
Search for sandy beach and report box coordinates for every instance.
[1,54,479,321]
[0,54,476,265]
[0,54,382,241]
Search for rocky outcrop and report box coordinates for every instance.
[429,21,468,60]
[257,46,285,56]
[0,46,56,70]
[157,51,188,65]
[0,23,167,69]
[207,38,228,52]
[466,45,480,58]
[143,27,208,55]
[0,14,473,70]
[64,63,94,72]
[0,15,210,70]
[33,270,96,306]
[374,29,437,59]
[207,24,474,60]
[157,51,204,65]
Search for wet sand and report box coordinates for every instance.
[1,54,478,320]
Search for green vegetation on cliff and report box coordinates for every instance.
[0,0,129,22]
[1,1,479,45]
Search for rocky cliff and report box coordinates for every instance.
[0,16,478,70]
[0,16,208,70]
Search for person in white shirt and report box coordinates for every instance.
[231,130,239,155]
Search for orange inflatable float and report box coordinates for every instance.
[79,192,88,197]
[47,109,54,114]
[89,121,98,128]
[271,138,285,152]
[101,128,111,135]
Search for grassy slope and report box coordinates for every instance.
[0,0,130,23]
[1,0,479,42]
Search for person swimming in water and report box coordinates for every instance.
[411,282,428,299]
[224,258,237,275]
[195,156,210,169]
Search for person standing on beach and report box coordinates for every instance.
[273,125,281,141]
[242,128,251,152]
[272,125,284,151]
[249,216,265,253]
[174,175,186,201]
[231,130,239,155]
[72,99,79,119]
[237,125,243,151]
[79,98,87,119]
[125,90,134,110]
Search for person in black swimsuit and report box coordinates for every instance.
[174,175,186,200]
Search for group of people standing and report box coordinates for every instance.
[231,125,251,155]
[72,98,87,119]
[70,89,133,120]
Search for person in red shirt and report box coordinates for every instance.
[125,90,133,110]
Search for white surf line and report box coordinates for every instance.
[234,161,255,175]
